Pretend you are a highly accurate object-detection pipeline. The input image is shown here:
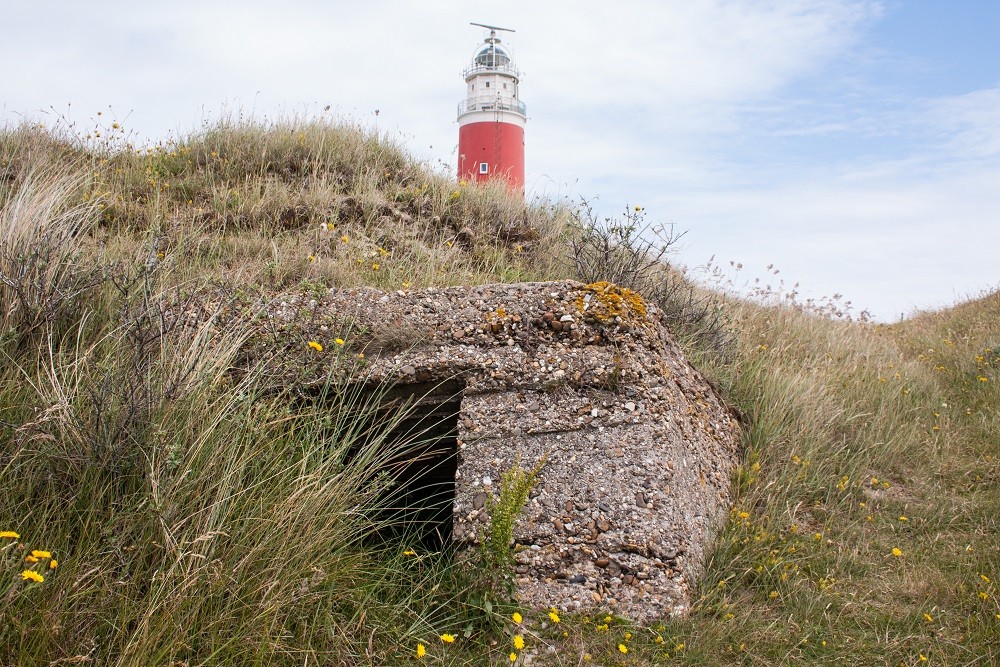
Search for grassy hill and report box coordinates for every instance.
[2,118,997,666]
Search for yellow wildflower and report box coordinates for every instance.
[307,341,323,352]
[335,338,345,346]
[892,548,903,557]
[416,643,426,658]
[513,635,525,650]
[981,574,991,583]
[919,655,928,662]
[618,644,628,654]
[1,530,20,539]
[341,235,350,243]
[308,254,316,262]
[402,549,416,557]
[440,634,455,643]
[49,559,58,570]
[624,632,632,640]
[509,653,517,663]
[979,591,989,601]
[24,555,38,564]
[898,516,908,522]
[548,608,560,623]
[923,613,933,622]
[31,550,51,559]
[21,570,44,583]
[511,612,523,624]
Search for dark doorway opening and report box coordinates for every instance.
[358,379,462,552]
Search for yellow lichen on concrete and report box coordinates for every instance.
[575,281,648,324]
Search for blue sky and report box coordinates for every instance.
[2,1,998,320]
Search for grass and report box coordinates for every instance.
[2,116,997,666]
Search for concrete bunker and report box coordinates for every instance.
[205,279,742,622]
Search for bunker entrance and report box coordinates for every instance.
[359,379,463,551]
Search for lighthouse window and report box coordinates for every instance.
[485,82,490,88]
[503,83,507,89]
[479,162,489,174]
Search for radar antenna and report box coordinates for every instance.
[470,22,515,44]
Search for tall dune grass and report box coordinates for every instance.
[2,119,997,666]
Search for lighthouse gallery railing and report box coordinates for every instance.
[457,98,527,117]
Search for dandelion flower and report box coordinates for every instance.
[923,613,933,622]
[335,338,345,346]
[402,549,416,557]
[548,608,561,623]
[341,235,350,243]
[307,341,324,352]
[21,570,43,583]
[919,655,928,662]
[24,555,38,564]
[981,574,991,583]
[509,653,517,663]
[624,632,632,640]
[31,550,52,559]
[979,591,989,601]
[898,516,909,522]
[618,644,629,654]
[513,635,525,650]
[49,559,58,570]
[1,531,20,539]
[416,643,426,658]
[440,634,455,643]
[511,612,523,624]
[891,548,903,557]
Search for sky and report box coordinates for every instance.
[3,1,998,321]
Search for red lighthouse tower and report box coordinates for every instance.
[457,23,526,191]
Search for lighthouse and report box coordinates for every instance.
[457,23,526,191]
